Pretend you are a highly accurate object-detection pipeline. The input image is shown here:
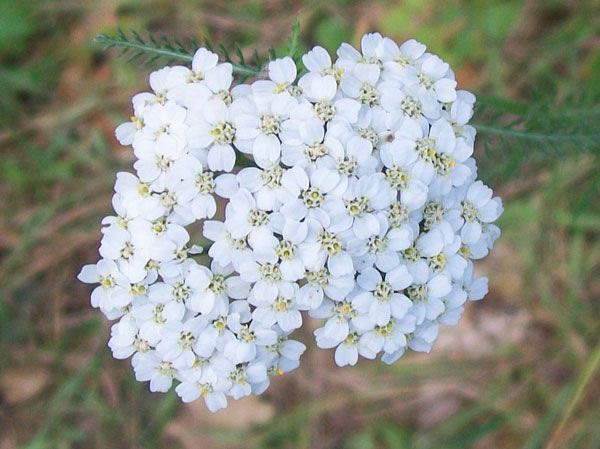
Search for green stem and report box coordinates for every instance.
[473,123,600,142]
[545,338,600,449]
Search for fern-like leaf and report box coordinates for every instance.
[96,29,194,64]
[473,94,600,181]
[95,29,264,78]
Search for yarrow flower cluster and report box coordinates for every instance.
[79,33,502,411]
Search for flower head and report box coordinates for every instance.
[80,35,502,410]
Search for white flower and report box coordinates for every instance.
[464,269,489,301]
[232,91,297,167]
[301,226,355,278]
[460,181,504,244]
[146,67,180,103]
[238,257,287,305]
[81,36,503,409]
[312,297,358,345]
[358,314,416,358]
[156,316,204,366]
[134,351,177,393]
[316,134,377,186]
[352,266,413,326]
[134,286,185,345]
[78,259,129,311]
[334,333,360,366]
[380,136,429,210]
[413,54,457,103]
[115,93,155,145]
[302,45,344,80]
[380,83,440,122]
[185,262,249,315]
[336,32,384,72]
[280,165,341,229]
[175,371,230,412]
[236,165,288,211]
[203,220,253,271]
[297,268,354,310]
[171,155,218,220]
[297,73,361,124]
[280,118,330,168]
[406,274,452,324]
[252,57,297,100]
[128,218,188,262]
[187,98,237,171]
[252,283,302,332]
[326,173,393,239]
[224,318,278,364]
[347,217,414,273]
[340,64,381,107]
[224,190,277,261]
[408,322,440,353]
[114,172,164,220]
[381,38,427,80]
[108,314,150,360]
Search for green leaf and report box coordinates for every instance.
[473,94,600,182]
[95,29,264,78]
[286,17,302,60]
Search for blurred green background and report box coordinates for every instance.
[1,0,600,448]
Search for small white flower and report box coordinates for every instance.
[381,38,427,80]
[352,266,413,326]
[186,262,249,315]
[203,220,253,271]
[252,284,303,333]
[340,64,381,107]
[297,73,361,124]
[413,54,457,103]
[326,173,393,239]
[408,322,440,353]
[115,93,155,145]
[232,91,297,167]
[114,172,164,220]
[134,351,177,393]
[171,155,218,220]
[302,45,344,80]
[236,165,288,211]
[224,190,276,257]
[252,57,297,99]
[175,372,230,412]
[460,181,504,244]
[156,316,204,366]
[187,98,237,172]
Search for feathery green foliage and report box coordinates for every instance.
[95,24,307,80]
[474,94,600,181]
[95,29,194,64]
[95,29,265,79]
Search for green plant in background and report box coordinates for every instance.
[1,1,599,448]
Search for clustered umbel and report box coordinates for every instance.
[79,33,502,412]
